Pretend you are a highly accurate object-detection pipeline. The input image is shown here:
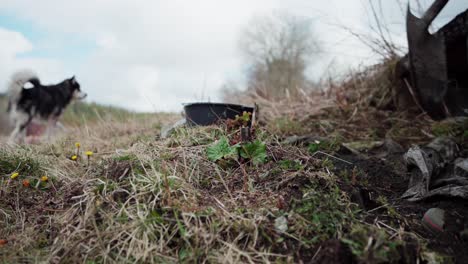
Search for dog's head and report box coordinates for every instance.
[68,76,87,100]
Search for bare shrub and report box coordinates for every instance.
[238,12,321,99]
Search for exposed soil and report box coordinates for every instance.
[313,239,354,264]
[331,147,468,263]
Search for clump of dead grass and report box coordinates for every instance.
[227,57,437,148]
[0,112,437,263]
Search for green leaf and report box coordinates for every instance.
[240,140,267,165]
[239,112,251,122]
[206,136,238,162]
[308,142,320,153]
[179,248,189,261]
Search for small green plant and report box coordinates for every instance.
[279,159,303,171]
[308,137,342,153]
[227,111,252,129]
[376,195,400,219]
[239,140,267,165]
[308,142,320,153]
[292,184,353,243]
[206,136,238,162]
[206,137,267,165]
[342,226,401,263]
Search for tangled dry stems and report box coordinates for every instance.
[0,112,439,263]
[227,58,437,147]
[1,59,454,262]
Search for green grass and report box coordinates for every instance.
[431,118,468,137]
[61,101,154,126]
[0,148,43,177]
[292,183,355,244]
[342,226,401,263]
[0,93,164,127]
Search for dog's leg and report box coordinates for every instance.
[9,121,29,144]
[45,118,57,142]
[8,110,19,144]
[8,125,21,144]
[56,121,67,132]
[8,114,31,144]
[18,117,32,144]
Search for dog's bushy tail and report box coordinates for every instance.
[7,70,40,111]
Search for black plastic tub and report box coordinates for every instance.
[183,103,254,126]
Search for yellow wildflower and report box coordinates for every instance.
[75,142,81,148]
[71,155,78,161]
[10,172,19,179]
[85,151,93,157]
[41,176,49,182]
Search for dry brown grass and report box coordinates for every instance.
[226,58,436,148]
[2,58,463,262]
[0,108,437,263]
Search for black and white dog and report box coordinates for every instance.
[7,70,87,143]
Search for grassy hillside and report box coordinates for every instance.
[1,61,467,263]
[2,111,465,263]
[60,101,162,126]
[0,118,403,263]
[0,95,171,135]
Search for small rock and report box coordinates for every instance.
[460,229,468,242]
[274,216,288,233]
[422,208,445,233]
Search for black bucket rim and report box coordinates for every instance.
[182,102,254,109]
[183,102,255,126]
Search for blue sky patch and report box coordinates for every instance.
[0,13,96,66]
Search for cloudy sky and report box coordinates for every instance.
[0,0,466,112]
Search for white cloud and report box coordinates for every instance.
[0,27,66,91]
[0,27,32,55]
[1,0,280,111]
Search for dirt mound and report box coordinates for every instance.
[334,151,468,263]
